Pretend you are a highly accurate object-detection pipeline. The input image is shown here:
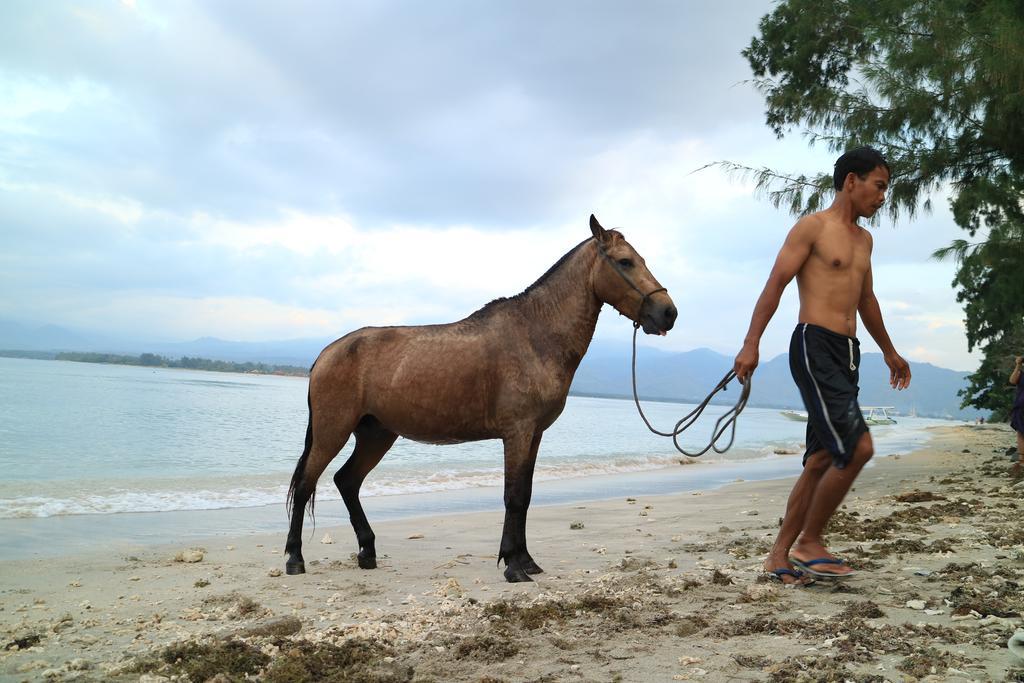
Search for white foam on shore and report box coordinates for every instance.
[0,446,801,519]
[0,419,944,519]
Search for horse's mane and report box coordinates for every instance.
[464,230,622,323]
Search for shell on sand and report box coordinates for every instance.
[1008,629,1024,661]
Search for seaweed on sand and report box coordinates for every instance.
[824,510,902,541]
[674,614,711,637]
[838,600,885,620]
[765,655,882,683]
[947,585,1022,618]
[731,653,771,669]
[723,534,772,559]
[709,614,806,638]
[483,594,625,630]
[130,639,270,682]
[451,634,519,662]
[710,568,734,585]
[201,591,266,620]
[896,647,968,678]
[263,638,412,683]
[4,633,42,650]
[129,634,410,683]
[893,490,946,503]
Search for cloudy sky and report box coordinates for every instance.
[1,1,977,371]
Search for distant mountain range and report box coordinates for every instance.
[0,319,984,419]
[573,343,984,420]
[0,320,327,366]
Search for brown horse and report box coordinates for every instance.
[285,215,676,582]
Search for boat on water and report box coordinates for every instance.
[780,406,897,425]
[863,406,897,425]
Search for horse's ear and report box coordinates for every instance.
[589,214,608,242]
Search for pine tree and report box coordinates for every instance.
[734,0,1024,418]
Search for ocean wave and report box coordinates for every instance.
[0,487,290,519]
[0,446,801,519]
[2,428,946,520]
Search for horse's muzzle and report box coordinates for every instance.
[640,301,677,335]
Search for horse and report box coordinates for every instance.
[285,215,677,582]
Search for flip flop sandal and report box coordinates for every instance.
[763,567,815,587]
[791,557,856,578]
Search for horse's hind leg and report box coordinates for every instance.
[498,430,544,583]
[285,422,354,575]
[334,415,398,570]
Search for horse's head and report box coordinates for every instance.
[588,214,677,335]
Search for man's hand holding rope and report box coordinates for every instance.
[733,342,759,385]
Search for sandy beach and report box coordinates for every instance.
[2,424,1023,682]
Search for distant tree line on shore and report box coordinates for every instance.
[0,349,56,360]
[0,349,309,377]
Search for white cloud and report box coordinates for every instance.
[0,73,109,123]
[188,210,358,256]
[0,1,983,373]
[34,293,373,342]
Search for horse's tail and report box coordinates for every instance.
[287,370,316,522]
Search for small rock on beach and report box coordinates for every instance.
[174,549,204,563]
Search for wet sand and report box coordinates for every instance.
[2,424,1022,682]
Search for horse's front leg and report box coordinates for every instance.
[498,430,543,583]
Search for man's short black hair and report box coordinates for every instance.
[833,146,890,190]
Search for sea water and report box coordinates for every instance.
[0,357,957,556]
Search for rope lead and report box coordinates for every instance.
[629,324,750,457]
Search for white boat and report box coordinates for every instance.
[863,406,897,425]
[780,407,897,425]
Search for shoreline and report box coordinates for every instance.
[0,453,807,561]
[2,430,959,562]
[2,424,1022,681]
[0,353,310,379]
[0,418,958,550]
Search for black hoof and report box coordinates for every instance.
[285,561,305,575]
[523,558,544,575]
[504,566,534,583]
[357,553,377,569]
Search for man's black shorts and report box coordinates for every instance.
[789,323,868,468]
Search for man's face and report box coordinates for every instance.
[849,166,890,218]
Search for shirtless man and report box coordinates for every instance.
[733,146,912,585]
[1010,355,1023,474]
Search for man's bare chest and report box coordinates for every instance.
[809,231,870,276]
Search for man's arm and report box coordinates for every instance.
[857,252,911,390]
[733,217,817,383]
[1011,356,1022,385]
